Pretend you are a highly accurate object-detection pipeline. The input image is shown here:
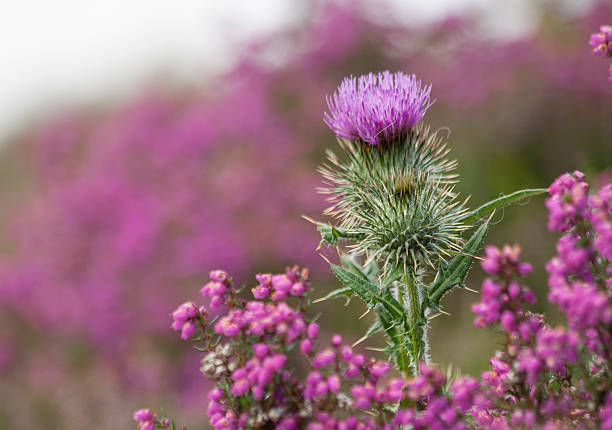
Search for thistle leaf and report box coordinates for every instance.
[427,220,489,307]
[330,264,404,319]
[459,188,547,225]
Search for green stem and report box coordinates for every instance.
[399,272,428,376]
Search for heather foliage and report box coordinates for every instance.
[138,172,612,429]
[589,24,612,82]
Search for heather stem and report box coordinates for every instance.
[399,271,428,376]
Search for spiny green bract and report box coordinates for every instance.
[319,123,469,278]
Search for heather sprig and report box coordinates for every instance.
[469,172,612,429]
[589,24,612,83]
[137,266,483,430]
[314,71,546,376]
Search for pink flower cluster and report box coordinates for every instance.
[470,243,585,428]
[589,24,612,83]
[471,244,534,329]
[171,302,205,340]
[467,172,612,429]
[133,409,178,430]
[546,171,612,342]
[139,266,485,430]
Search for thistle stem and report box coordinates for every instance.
[400,272,428,376]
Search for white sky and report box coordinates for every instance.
[0,0,592,141]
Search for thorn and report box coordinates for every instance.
[487,209,496,223]
[438,309,451,316]
[358,308,370,319]
[464,286,479,294]
[301,215,316,224]
[319,253,331,265]
[312,297,327,304]
[352,335,368,347]
[428,313,443,320]
[365,347,386,352]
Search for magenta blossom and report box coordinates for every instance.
[324,71,434,145]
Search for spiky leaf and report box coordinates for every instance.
[330,264,404,319]
[427,220,489,307]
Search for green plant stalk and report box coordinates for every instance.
[398,271,427,376]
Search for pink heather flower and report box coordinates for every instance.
[209,270,229,283]
[263,354,286,372]
[324,71,434,145]
[255,273,272,285]
[546,171,589,232]
[590,25,612,56]
[251,284,270,299]
[300,338,313,355]
[340,345,354,362]
[369,360,391,378]
[536,327,578,372]
[351,383,375,409]
[451,377,479,412]
[307,322,319,339]
[252,343,269,359]
[231,379,250,396]
[328,374,341,393]
[600,393,612,430]
[133,409,153,422]
[277,417,298,430]
[344,364,360,378]
[180,321,196,340]
[386,378,405,402]
[133,409,154,430]
[313,348,335,368]
[590,32,607,47]
[205,281,227,296]
[331,334,342,347]
[171,301,202,339]
[517,349,541,385]
[290,281,305,296]
[272,274,292,292]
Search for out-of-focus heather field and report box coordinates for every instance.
[0,1,610,428]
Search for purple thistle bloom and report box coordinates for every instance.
[323,71,434,145]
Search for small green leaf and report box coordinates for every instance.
[427,220,489,307]
[460,188,547,225]
[304,216,365,248]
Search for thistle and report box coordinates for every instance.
[319,123,466,276]
[312,71,546,376]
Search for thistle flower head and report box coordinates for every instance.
[347,175,467,274]
[320,123,466,276]
[324,71,434,145]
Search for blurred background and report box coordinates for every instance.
[0,0,611,428]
